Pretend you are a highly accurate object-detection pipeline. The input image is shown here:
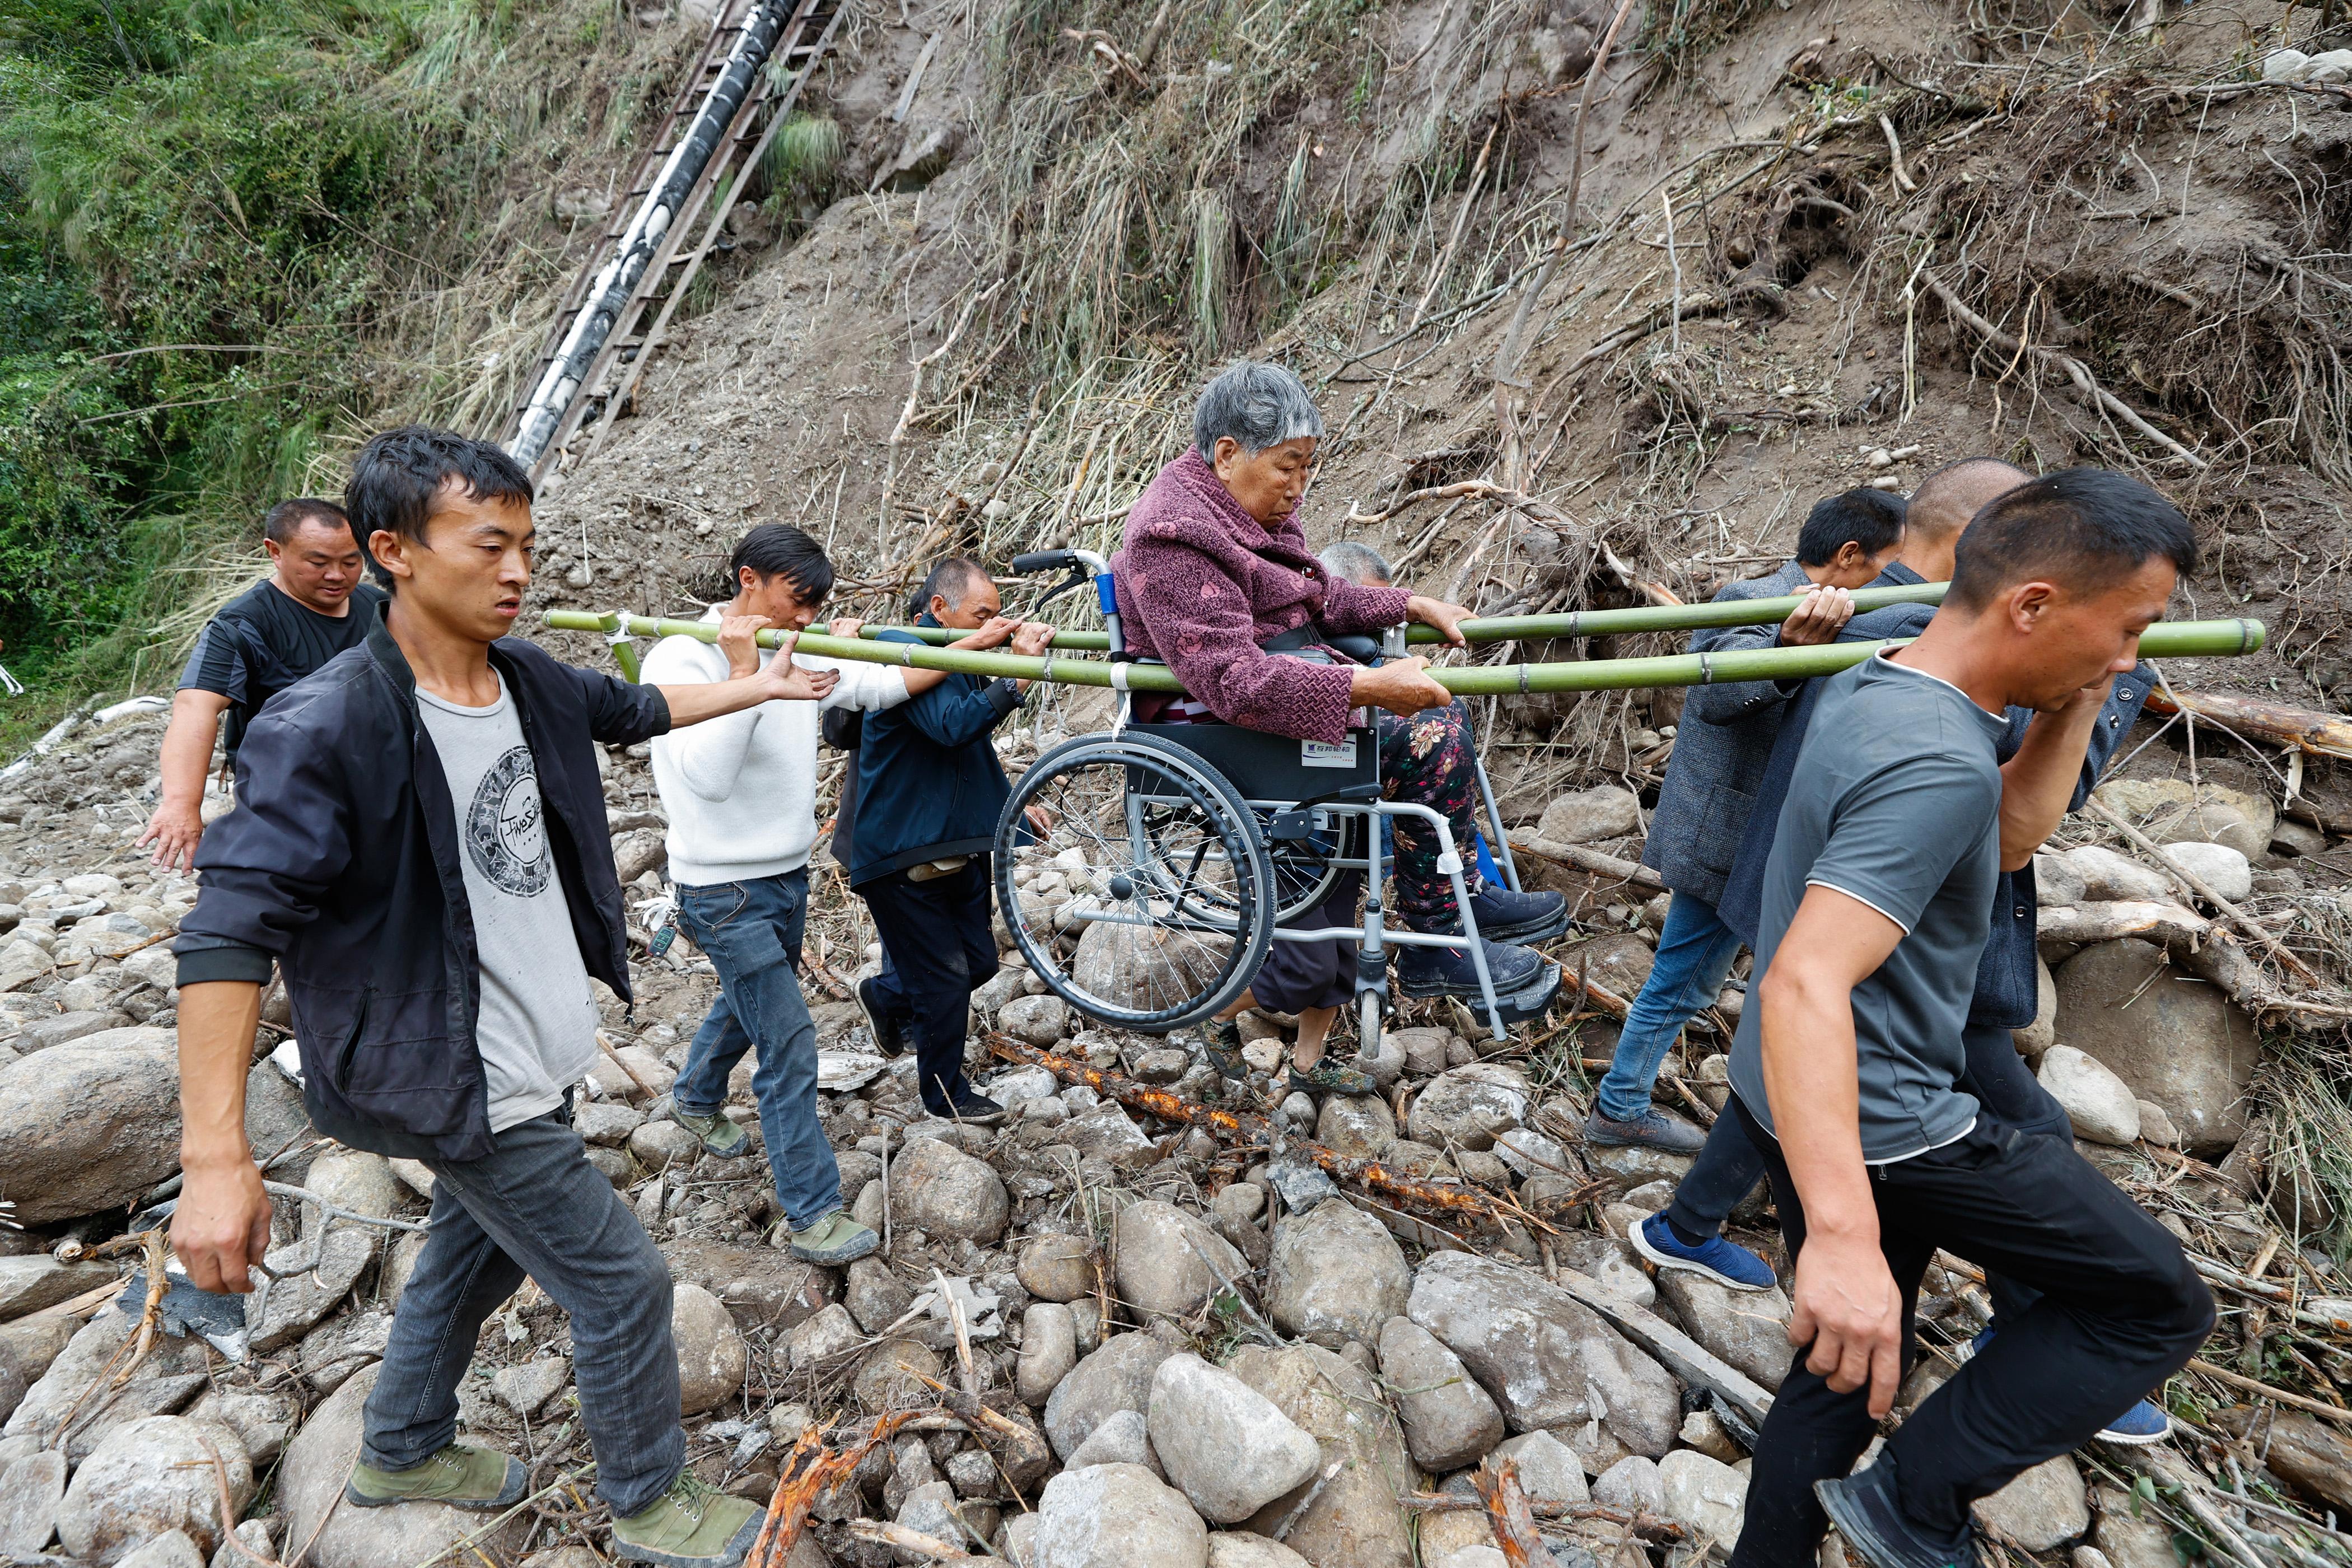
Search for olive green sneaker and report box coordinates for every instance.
[346,1443,527,1510]
[782,1210,880,1266]
[1289,1057,1378,1096]
[664,1099,750,1159]
[612,1471,763,1567]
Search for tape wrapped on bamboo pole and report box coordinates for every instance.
[543,610,2267,694]
[823,580,1954,651]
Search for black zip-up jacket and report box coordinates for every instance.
[175,615,671,1162]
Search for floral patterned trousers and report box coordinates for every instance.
[1377,700,1486,931]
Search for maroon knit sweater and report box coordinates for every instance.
[1111,450,1412,744]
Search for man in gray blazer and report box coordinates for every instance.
[1581,488,1908,1190]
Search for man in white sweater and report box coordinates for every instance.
[641,524,957,1264]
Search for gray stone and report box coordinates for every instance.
[1001,995,1071,1046]
[2098,778,2275,861]
[493,1356,571,1418]
[57,1414,254,1562]
[1393,1027,1454,1078]
[1653,1271,1794,1390]
[2037,1046,2142,1146]
[1019,1303,1078,1407]
[117,1529,206,1568]
[1552,1234,1654,1309]
[988,1066,1062,1110]
[673,1281,748,1415]
[2054,939,2257,1154]
[2138,1100,2181,1147]
[0,1448,64,1555]
[1205,1533,1310,1568]
[1491,1431,1588,1504]
[1658,1450,1747,1552]
[1975,1455,2089,1550]
[1018,1234,1097,1303]
[7,1299,211,1459]
[1146,1353,1322,1524]
[1045,1334,1177,1460]
[628,1118,702,1172]
[184,1392,294,1468]
[2013,955,2058,1056]
[2164,841,2253,903]
[1065,1408,1160,1475]
[211,1519,279,1568]
[1378,1317,1502,1471]
[1315,1094,1394,1158]
[1209,1183,1270,1267]
[1265,1197,1410,1349]
[1407,1252,1680,1470]
[573,1100,644,1147]
[0,1254,114,1318]
[0,1026,180,1221]
[1592,1456,1663,1511]
[946,1449,999,1498]
[248,1228,374,1354]
[1407,1063,1529,1151]
[15,1009,129,1052]
[2060,846,2174,903]
[1135,1048,1189,1084]
[897,1479,964,1558]
[1566,934,1655,1004]
[1032,1463,1207,1568]
[846,1257,915,1334]
[2094,1485,2177,1568]
[1228,1342,1413,1568]
[1538,787,1640,845]
[893,1134,1011,1243]
[855,1337,946,1412]
[1582,1136,1698,1188]
[279,1367,516,1568]
[1071,920,1229,1020]
[300,1309,392,1394]
[1116,1201,1248,1324]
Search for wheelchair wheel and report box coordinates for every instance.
[1145,803,1356,926]
[993,730,1274,1033]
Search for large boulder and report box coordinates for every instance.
[7,1300,212,1460]
[0,1027,180,1221]
[1228,1342,1414,1568]
[1378,1317,1503,1472]
[1565,934,1655,1005]
[1046,1334,1178,1460]
[1115,1202,1247,1324]
[1657,1450,1747,1553]
[0,1256,114,1319]
[2036,1046,2141,1146]
[2094,779,2275,861]
[1315,1094,1394,1158]
[1652,1271,1794,1390]
[1405,1064,1529,1151]
[1407,1252,1680,1471]
[278,1368,517,1568]
[0,1448,65,1555]
[892,1135,1010,1244]
[1264,1198,1411,1348]
[1031,1463,1207,1568]
[56,1415,253,1563]
[1019,1304,1079,1407]
[672,1282,748,1415]
[1537,787,1640,845]
[1146,1354,1322,1524]
[2053,939,2257,1155]
[1071,923,1226,1018]
[2059,846,2172,904]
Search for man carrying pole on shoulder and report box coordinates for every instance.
[169,427,835,1568]
[1727,468,2214,1568]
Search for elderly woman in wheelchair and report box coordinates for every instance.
[1109,360,1565,1088]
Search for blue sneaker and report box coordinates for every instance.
[1632,1210,1777,1291]
[1965,1327,2172,1444]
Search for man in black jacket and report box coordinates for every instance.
[848,557,1051,1120]
[169,427,832,1568]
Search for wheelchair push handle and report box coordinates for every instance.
[1009,550,1077,575]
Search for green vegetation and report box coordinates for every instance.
[0,0,692,748]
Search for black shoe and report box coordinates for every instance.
[1816,1457,1975,1568]
[1466,885,1569,944]
[927,1089,1006,1126]
[857,977,908,1058]
[1395,933,1547,1000]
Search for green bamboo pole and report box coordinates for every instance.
[544,610,2265,695]
[843,581,1953,651]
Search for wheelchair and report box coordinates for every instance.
[988,548,1561,1058]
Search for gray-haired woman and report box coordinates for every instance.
[1109,361,1565,1092]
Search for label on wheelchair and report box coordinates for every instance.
[1301,737,1358,769]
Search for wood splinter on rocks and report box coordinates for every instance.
[989,1035,1574,1235]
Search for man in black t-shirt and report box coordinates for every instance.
[138,498,385,870]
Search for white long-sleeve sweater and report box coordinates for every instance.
[642,607,910,887]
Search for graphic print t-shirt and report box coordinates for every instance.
[179,580,389,759]
[415,678,600,1132]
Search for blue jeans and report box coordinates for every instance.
[364,1104,683,1516]
[1594,891,1745,1123]
[673,870,843,1232]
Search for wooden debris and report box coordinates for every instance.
[1475,1457,1550,1565]
[1509,835,1667,892]
[2144,687,2352,762]
[746,1412,918,1568]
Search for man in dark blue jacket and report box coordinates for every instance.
[168,427,832,1568]
[850,557,1052,1119]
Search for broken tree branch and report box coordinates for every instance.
[2144,688,2352,761]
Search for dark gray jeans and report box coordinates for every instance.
[360,1105,684,1517]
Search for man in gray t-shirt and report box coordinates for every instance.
[1726,470,2216,1568]
[416,683,600,1130]
[1726,651,2008,1161]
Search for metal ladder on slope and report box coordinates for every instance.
[501,0,842,478]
